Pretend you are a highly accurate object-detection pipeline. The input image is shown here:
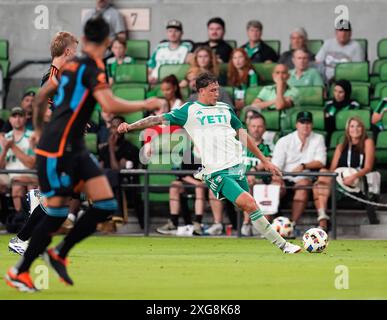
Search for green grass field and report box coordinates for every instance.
[0,235,386,299]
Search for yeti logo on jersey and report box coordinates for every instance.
[196,114,228,125]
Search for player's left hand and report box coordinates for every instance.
[262,160,282,177]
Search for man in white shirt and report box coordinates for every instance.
[147,20,192,84]
[272,111,326,224]
[315,20,364,82]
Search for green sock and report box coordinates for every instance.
[250,209,286,249]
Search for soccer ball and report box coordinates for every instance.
[271,216,294,238]
[303,228,328,253]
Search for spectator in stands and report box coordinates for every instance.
[313,116,376,230]
[227,48,258,112]
[279,27,314,69]
[82,0,126,42]
[159,74,184,110]
[195,17,233,63]
[1,91,35,133]
[241,113,272,236]
[251,64,299,129]
[97,111,114,155]
[324,79,360,134]
[0,107,37,215]
[99,115,140,215]
[106,37,135,85]
[148,20,192,84]
[272,111,326,229]
[287,49,324,87]
[156,146,206,236]
[315,20,364,82]
[240,20,278,63]
[371,97,387,134]
[181,46,220,87]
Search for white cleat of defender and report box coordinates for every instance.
[8,237,29,256]
[282,242,302,254]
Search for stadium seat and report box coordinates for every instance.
[125,132,142,149]
[377,39,387,59]
[223,86,234,99]
[225,40,237,49]
[373,82,387,98]
[335,109,371,130]
[90,109,100,125]
[253,63,277,84]
[296,86,324,106]
[244,86,263,105]
[372,59,387,75]
[261,110,280,130]
[306,39,323,56]
[0,39,8,59]
[0,59,10,78]
[265,40,281,56]
[351,84,370,106]
[379,62,387,82]
[335,62,369,82]
[85,133,97,154]
[0,109,10,122]
[158,64,190,82]
[114,64,147,84]
[327,130,345,161]
[140,131,188,202]
[354,38,368,60]
[376,131,387,164]
[113,86,146,101]
[370,98,380,112]
[126,40,150,62]
[121,111,144,126]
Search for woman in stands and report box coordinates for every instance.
[143,75,184,158]
[324,79,360,134]
[181,46,219,87]
[312,116,375,231]
[227,48,258,112]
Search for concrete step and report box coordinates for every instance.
[359,224,387,239]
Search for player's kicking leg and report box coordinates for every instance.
[207,173,301,254]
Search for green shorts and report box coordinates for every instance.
[204,164,249,203]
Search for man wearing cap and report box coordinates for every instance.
[0,106,37,216]
[147,19,193,84]
[240,20,278,63]
[1,91,35,134]
[315,19,364,82]
[194,17,233,63]
[271,111,326,227]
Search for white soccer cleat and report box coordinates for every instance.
[8,237,29,256]
[282,242,302,254]
[206,223,223,236]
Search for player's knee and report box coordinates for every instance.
[92,198,118,223]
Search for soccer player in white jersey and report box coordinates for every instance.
[147,19,192,84]
[118,73,301,254]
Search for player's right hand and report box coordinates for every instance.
[117,122,131,134]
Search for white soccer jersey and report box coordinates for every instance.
[147,42,192,79]
[163,101,244,175]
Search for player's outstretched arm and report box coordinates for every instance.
[93,88,164,114]
[237,128,282,176]
[117,115,166,134]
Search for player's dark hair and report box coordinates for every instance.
[84,15,110,44]
[196,72,218,91]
